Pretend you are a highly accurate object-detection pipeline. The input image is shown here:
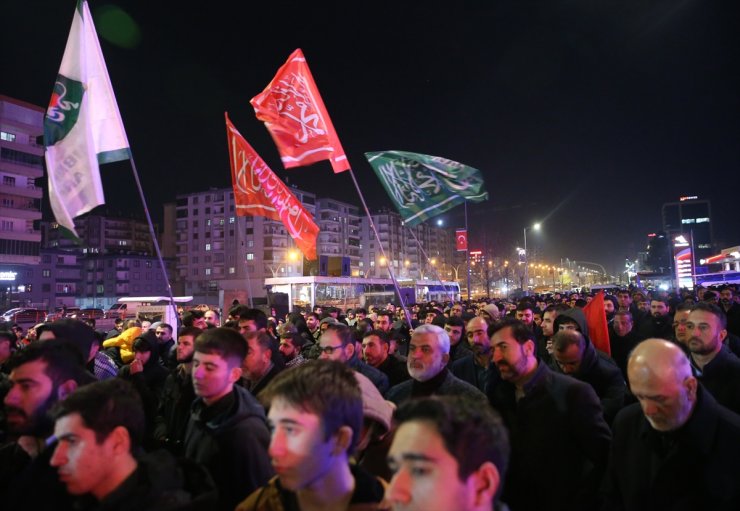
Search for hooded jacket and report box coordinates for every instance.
[102,327,142,364]
[184,384,273,511]
[552,308,626,424]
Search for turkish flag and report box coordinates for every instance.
[456,229,468,251]
[251,49,349,174]
[225,113,319,260]
[583,290,611,356]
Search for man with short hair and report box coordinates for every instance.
[720,286,740,337]
[50,378,216,508]
[603,339,740,510]
[0,339,96,507]
[488,318,611,511]
[154,326,202,455]
[0,329,16,374]
[609,311,642,379]
[684,302,740,414]
[182,309,208,330]
[449,303,464,318]
[205,308,221,327]
[185,327,273,510]
[236,360,387,511]
[386,396,509,511]
[278,332,308,367]
[451,317,499,394]
[305,312,321,341]
[671,302,693,346]
[550,329,626,424]
[242,331,283,399]
[636,297,674,340]
[361,329,409,387]
[238,308,270,335]
[318,324,389,394]
[386,325,487,407]
[444,316,472,361]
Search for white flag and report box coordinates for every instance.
[44,0,130,236]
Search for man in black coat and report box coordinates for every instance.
[184,328,273,511]
[602,338,740,510]
[487,319,611,511]
[550,329,626,424]
[685,302,740,414]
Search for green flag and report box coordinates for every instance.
[365,151,488,226]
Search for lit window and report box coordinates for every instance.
[229,267,235,274]
[696,217,710,224]
[246,253,254,260]
[205,243,211,251]
[205,268,211,275]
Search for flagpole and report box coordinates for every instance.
[127,156,180,329]
[346,168,414,330]
[405,224,455,303]
[465,200,471,301]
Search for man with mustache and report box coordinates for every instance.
[451,316,499,393]
[0,339,95,507]
[603,338,740,510]
[487,318,611,511]
[386,324,486,407]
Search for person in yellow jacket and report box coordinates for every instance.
[102,326,142,365]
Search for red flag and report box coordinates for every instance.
[583,290,611,356]
[251,49,349,174]
[456,229,468,251]
[225,113,319,260]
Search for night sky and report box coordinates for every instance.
[2,0,739,277]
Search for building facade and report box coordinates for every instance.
[662,196,714,264]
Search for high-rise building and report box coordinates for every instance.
[171,187,316,304]
[662,196,714,263]
[41,213,155,255]
[360,209,453,280]
[0,95,44,266]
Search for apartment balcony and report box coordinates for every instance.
[0,183,42,199]
[0,206,41,220]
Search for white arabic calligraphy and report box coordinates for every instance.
[271,73,326,143]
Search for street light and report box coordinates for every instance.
[523,223,541,295]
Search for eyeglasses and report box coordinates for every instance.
[319,344,344,355]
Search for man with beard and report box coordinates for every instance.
[487,319,611,511]
[386,325,486,407]
[0,339,95,507]
[637,297,673,340]
[153,326,202,455]
[684,302,740,414]
[451,317,499,394]
[444,316,473,361]
[609,311,643,380]
[361,329,409,387]
[602,339,740,510]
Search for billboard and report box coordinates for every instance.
[673,234,694,290]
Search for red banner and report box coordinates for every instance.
[583,290,611,356]
[456,229,468,251]
[251,49,348,174]
[225,113,319,260]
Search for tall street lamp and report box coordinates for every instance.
[523,223,541,295]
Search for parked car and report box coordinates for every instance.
[78,308,105,320]
[2,308,46,325]
[45,307,81,322]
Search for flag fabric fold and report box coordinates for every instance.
[364,150,488,226]
[225,113,319,260]
[44,0,130,236]
[583,290,611,356]
[251,48,348,174]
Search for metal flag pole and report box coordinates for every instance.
[127,156,180,330]
[346,168,414,330]
[405,224,455,303]
[465,200,471,301]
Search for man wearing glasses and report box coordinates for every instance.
[318,323,389,394]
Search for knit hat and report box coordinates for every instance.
[354,371,395,434]
[481,303,501,321]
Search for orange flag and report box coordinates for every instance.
[251,48,349,174]
[583,290,611,356]
[225,113,319,260]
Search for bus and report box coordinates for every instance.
[264,276,460,312]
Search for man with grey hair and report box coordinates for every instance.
[602,338,740,510]
[386,324,486,406]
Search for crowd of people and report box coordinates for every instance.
[1,283,739,510]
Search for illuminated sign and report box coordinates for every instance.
[0,271,17,281]
[673,234,694,289]
[679,196,698,201]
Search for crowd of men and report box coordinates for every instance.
[1,283,740,510]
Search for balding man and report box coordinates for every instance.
[603,339,740,510]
